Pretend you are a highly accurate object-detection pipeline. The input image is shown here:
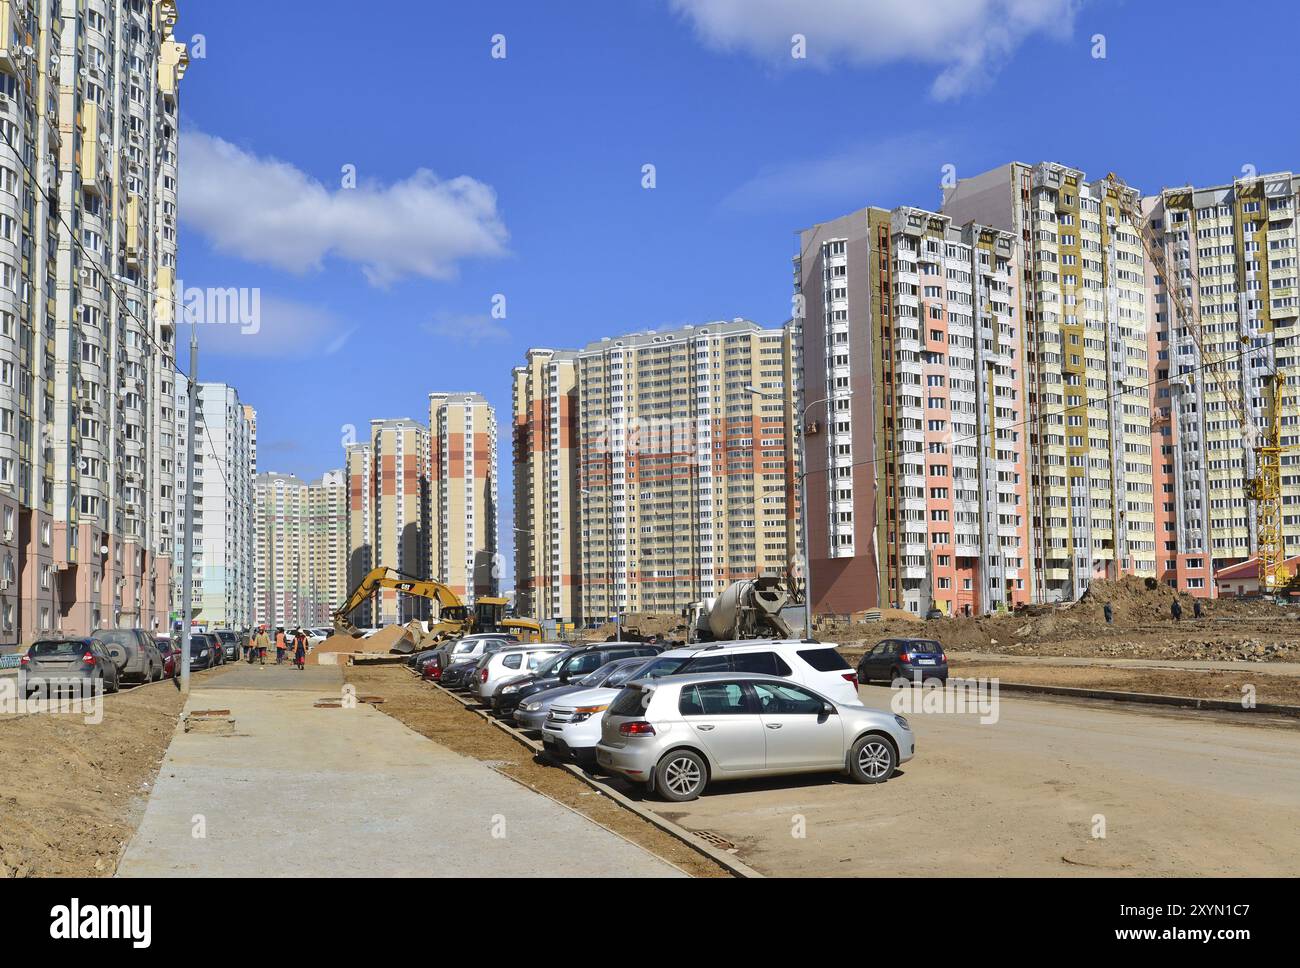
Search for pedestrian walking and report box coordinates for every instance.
[275,627,287,665]
[253,626,269,664]
[1171,599,1182,622]
[294,629,307,670]
[1103,602,1113,625]
[1193,599,1203,620]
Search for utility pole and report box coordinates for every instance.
[179,326,198,694]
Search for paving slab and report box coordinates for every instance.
[118,665,683,877]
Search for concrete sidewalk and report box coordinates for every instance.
[950,651,1300,676]
[118,665,683,877]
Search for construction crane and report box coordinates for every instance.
[1246,373,1293,590]
[1107,173,1292,592]
[332,567,542,646]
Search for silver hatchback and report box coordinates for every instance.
[596,673,914,801]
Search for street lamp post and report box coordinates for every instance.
[747,385,843,638]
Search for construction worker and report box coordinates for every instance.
[1193,599,1203,620]
[1171,599,1183,623]
[1103,602,1113,625]
[275,627,288,664]
[253,626,270,664]
[293,629,308,670]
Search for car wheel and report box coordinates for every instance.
[152,663,163,682]
[848,734,897,784]
[655,749,707,802]
[889,668,910,688]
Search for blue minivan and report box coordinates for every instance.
[857,638,948,685]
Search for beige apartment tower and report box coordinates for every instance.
[344,441,373,627]
[254,469,346,628]
[576,320,798,621]
[512,350,580,624]
[367,418,429,625]
[944,161,1156,602]
[429,392,498,603]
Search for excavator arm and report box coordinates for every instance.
[332,567,470,636]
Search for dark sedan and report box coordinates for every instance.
[20,638,121,697]
[492,642,664,716]
[857,638,948,685]
[188,634,219,670]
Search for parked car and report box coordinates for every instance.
[492,642,665,715]
[415,633,515,679]
[514,655,672,730]
[20,638,121,696]
[654,639,861,705]
[596,673,914,801]
[188,633,218,670]
[438,637,520,688]
[856,638,948,685]
[469,645,567,704]
[213,629,240,663]
[155,638,180,678]
[95,629,164,683]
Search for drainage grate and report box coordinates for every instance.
[690,829,738,851]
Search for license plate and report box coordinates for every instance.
[917,659,936,665]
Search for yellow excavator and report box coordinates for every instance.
[332,567,542,649]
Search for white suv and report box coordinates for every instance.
[471,646,566,703]
[657,640,861,705]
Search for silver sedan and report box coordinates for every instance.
[596,673,913,801]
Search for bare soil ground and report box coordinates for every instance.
[0,667,231,877]
[820,577,1300,664]
[343,665,729,877]
[951,660,1300,706]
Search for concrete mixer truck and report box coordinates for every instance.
[683,576,804,643]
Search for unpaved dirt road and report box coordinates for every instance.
[645,687,1300,877]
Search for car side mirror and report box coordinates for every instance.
[821,703,835,717]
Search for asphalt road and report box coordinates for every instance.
[645,686,1300,877]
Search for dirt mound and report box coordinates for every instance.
[582,612,687,642]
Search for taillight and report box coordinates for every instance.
[898,652,910,663]
[619,721,655,736]
[82,652,95,665]
[480,668,488,682]
[940,652,948,663]
[841,672,856,683]
[19,655,29,665]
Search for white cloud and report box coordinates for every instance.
[422,311,511,347]
[721,133,948,215]
[178,294,346,358]
[180,131,509,285]
[669,0,1082,99]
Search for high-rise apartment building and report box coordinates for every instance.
[367,417,429,625]
[944,161,1156,602]
[243,403,257,475]
[429,392,498,603]
[306,468,347,621]
[0,1,187,642]
[343,440,373,626]
[174,378,253,629]
[1143,172,1300,595]
[511,350,580,624]
[575,320,798,620]
[253,471,305,628]
[795,206,1029,616]
[253,468,346,628]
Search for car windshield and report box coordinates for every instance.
[30,640,83,656]
[580,659,628,686]
[535,650,575,677]
[95,630,138,647]
[629,656,690,680]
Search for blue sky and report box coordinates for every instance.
[178,0,1300,581]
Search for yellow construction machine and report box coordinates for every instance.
[332,567,542,649]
